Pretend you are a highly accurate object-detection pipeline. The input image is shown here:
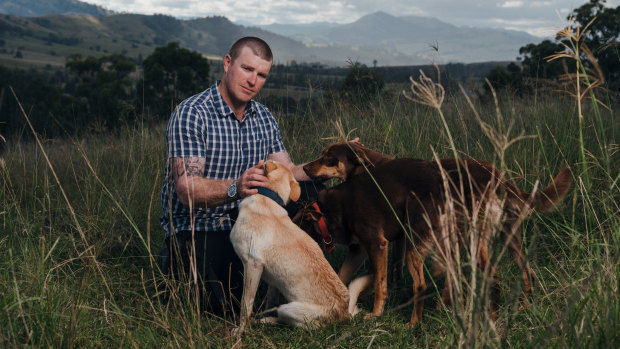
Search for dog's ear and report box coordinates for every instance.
[292,203,321,224]
[265,160,278,174]
[348,142,374,167]
[289,179,301,202]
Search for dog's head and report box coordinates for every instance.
[264,160,301,204]
[303,141,392,181]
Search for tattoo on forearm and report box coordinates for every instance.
[172,158,204,179]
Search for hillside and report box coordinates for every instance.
[0,0,112,17]
[0,1,542,67]
[259,11,539,63]
[0,12,436,70]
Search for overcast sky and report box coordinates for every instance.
[80,0,620,37]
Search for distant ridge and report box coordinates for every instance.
[0,0,113,17]
[255,11,540,63]
[0,2,541,69]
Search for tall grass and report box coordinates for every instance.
[1,38,618,348]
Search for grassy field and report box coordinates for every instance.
[1,62,619,348]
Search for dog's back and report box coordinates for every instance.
[318,158,444,243]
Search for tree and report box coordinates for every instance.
[484,62,526,95]
[339,61,385,102]
[66,53,137,129]
[139,42,210,119]
[0,66,83,139]
[571,0,620,91]
[519,40,565,80]
[518,0,620,91]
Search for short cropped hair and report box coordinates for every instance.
[229,36,273,62]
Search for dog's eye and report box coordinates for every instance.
[324,157,338,167]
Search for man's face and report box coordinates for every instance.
[221,46,272,107]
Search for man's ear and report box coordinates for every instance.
[223,54,232,73]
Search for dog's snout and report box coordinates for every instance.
[302,163,313,176]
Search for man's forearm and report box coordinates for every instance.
[268,151,311,181]
[171,157,237,208]
[176,176,237,208]
[291,163,311,181]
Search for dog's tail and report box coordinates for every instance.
[511,167,572,213]
[535,167,572,213]
[347,274,373,316]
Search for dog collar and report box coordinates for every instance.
[312,202,334,253]
[255,187,285,207]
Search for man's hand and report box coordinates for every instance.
[237,160,268,198]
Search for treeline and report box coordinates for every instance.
[486,0,620,95]
[0,51,491,143]
[0,42,210,141]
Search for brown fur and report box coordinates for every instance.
[299,141,407,285]
[303,141,393,181]
[302,143,571,327]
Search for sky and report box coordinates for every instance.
[80,0,620,37]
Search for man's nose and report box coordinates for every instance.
[248,72,257,85]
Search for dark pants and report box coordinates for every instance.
[164,229,243,316]
[158,181,324,316]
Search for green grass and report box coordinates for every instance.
[1,77,618,347]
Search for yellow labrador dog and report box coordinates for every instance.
[230,160,367,335]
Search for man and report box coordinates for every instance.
[159,36,317,316]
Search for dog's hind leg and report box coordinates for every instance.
[364,236,390,319]
[476,244,500,320]
[338,243,367,284]
[348,274,374,315]
[389,236,406,286]
[406,246,427,328]
[431,259,454,306]
[277,302,324,328]
[502,219,537,299]
[235,259,264,336]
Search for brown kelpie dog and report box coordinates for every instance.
[295,141,408,286]
[301,141,571,327]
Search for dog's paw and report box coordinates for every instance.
[407,319,420,329]
[363,312,379,320]
[259,316,279,325]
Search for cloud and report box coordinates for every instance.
[499,1,524,8]
[80,0,620,35]
[529,1,553,7]
[489,17,559,37]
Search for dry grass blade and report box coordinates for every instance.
[402,65,445,109]
[580,43,605,84]
[9,87,114,299]
[321,118,357,143]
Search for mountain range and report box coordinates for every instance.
[0,0,541,67]
[257,11,537,64]
[0,0,111,17]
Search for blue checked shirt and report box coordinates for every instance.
[160,82,286,237]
